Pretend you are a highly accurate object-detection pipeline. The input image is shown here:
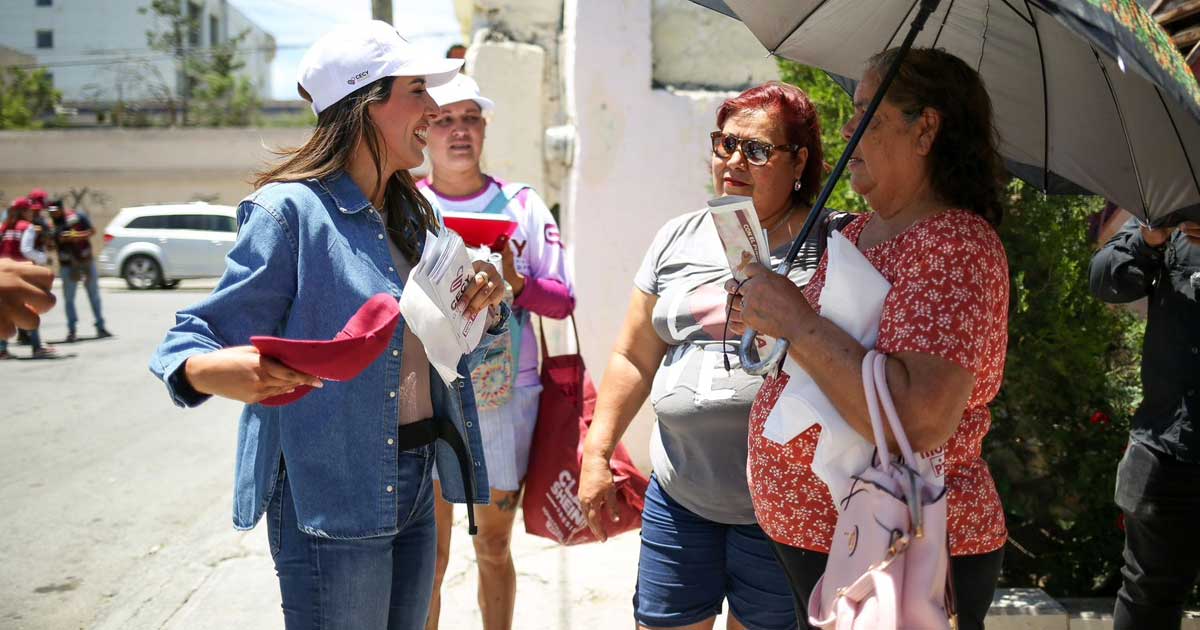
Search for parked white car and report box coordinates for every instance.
[97,203,237,289]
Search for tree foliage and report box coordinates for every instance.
[776,62,869,214]
[0,68,62,129]
[138,0,260,126]
[780,58,1144,596]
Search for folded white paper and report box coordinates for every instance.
[762,231,892,505]
[399,230,487,383]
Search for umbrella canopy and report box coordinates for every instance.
[688,0,1200,227]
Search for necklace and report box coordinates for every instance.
[761,205,796,234]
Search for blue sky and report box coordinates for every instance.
[228,0,463,100]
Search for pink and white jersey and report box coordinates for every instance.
[418,176,575,387]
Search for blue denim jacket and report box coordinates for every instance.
[149,171,505,539]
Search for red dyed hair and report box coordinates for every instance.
[715,81,824,206]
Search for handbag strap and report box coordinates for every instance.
[861,350,920,472]
[537,314,581,362]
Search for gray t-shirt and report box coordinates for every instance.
[634,207,835,524]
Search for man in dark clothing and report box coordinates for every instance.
[46,200,109,342]
[1090,217,1200,630]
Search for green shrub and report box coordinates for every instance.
[780,59,1144,597]
[0,67,61,129]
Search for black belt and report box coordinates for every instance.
[395,416,480,536]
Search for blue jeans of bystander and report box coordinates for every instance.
[60,261,105,335]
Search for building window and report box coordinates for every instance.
[35,30,53,49]
[209,15,219,46]
[36,0,52,6]
[187,2,202,46]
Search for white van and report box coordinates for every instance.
[96,202,237,289]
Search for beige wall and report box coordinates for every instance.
[0,128,311,232]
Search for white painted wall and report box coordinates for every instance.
[562,0,777,468]
[0,0,273,103]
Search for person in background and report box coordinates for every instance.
[46,199,111,342]
[0,196,57,359]
[1091,217,1200,630]
[420,73,575,630]
[446,44,467,62]
[149,20,506,629]
[729,49,1010,630]
[579,82,847,630]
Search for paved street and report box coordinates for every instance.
[0,279,657,630]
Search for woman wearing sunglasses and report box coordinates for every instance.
[578,82,850,630]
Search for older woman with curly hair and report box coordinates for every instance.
[729,48,1010,630]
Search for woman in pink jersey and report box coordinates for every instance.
[418,73,575,630]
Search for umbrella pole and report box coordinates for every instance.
[739,0,943,375]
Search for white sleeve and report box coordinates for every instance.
[20,227,47,265]
[522,190,574,294]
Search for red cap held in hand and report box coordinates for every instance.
[251,293,401,406]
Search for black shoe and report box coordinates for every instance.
[95,328,113,339]
[66,332,77,343]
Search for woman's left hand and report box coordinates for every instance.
[725,262,815,341]
[458,260,506,319]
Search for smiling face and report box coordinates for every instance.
[710,108,808,219]
[367,76,440,171]
[842,71,939,217]
[427,100,486,172]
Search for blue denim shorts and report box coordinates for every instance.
[633,474,797,629]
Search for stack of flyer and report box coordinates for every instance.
[399,229,488,382]
[708,195,767,280]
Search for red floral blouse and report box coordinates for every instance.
[748,209,1010,556]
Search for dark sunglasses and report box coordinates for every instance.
[710,131,800,166]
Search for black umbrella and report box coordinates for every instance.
[687,0,1200,373]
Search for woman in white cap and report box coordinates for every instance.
[148,21,508,629]
[419,73,575,630]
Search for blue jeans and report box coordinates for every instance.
[1114,441,1200,630]
[267,445,438,630]
[60,261,104,334]
[634,473,797,629]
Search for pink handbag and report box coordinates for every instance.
[807,351,956,630]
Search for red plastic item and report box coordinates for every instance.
[250,293,401,406]
[442,212,518,250]
[522,318,648,545]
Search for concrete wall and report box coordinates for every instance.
[0,128,310,245]
[650,0,780,90]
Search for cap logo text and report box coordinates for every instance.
[347,70,370,85]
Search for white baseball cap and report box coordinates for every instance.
[298,20,463,115]
[429,73,495,112]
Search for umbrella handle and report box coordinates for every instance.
[736,0,942,376]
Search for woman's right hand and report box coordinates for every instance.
[184,346,323,404]
[578,450,620,542]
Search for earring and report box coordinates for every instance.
[793,179,803,192]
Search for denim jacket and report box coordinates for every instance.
[149,171,506,539]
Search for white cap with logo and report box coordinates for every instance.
[298,20,463,115]
[428,74,495,112]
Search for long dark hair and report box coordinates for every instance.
[255,76,438,262]
[868,48,1006,226]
